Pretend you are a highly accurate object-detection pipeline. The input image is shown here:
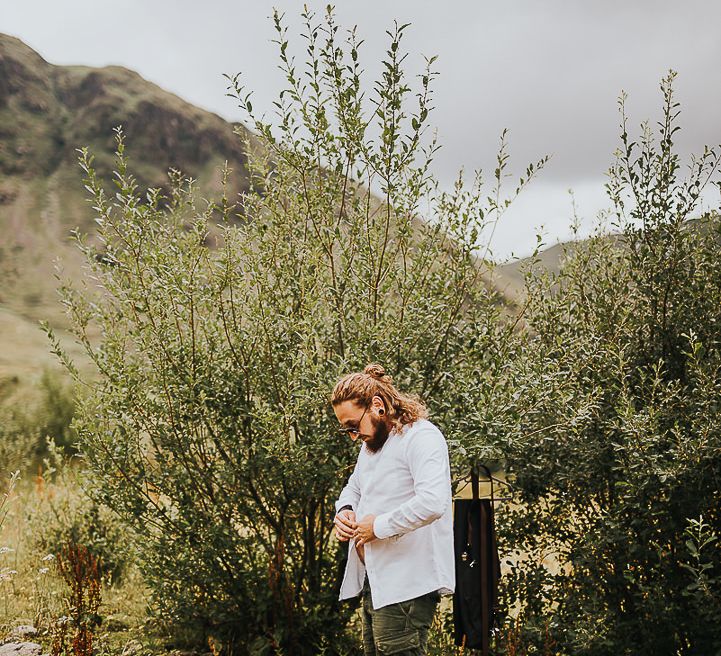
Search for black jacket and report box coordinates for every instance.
[453,471,502,654]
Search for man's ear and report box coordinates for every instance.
[373,395,386,414]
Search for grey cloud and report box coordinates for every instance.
[4,0,720,257]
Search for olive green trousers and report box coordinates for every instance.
[360,575,440,655]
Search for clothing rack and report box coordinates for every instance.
[455,464,515,503]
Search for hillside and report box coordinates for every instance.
[0,33,262,391]
[0,33,567,396]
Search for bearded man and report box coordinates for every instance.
[331,363,455,656]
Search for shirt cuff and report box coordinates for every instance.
[373,512,396,539]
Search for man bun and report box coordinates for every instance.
[364,363,391,382]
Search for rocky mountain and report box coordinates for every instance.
[0,33,261,390]
[0,34,254,191]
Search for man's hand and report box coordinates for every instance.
[354,514,377,547]
[334,509,357,541]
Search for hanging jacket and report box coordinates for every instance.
[453,467,502,655]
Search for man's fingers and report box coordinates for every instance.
[334,520,352,541]
[336,513,357,529]
[334,517,356,538]
[335,512,358,528]
[335,514,356,528]
[333,510,359,542]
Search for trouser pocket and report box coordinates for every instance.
[375,628,421,654]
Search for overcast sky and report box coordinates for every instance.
[4,1,721,260]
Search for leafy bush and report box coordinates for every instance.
[499,71,721,655]
[679,515,721,650]
[36,367,79,456]
[44,7,542,654]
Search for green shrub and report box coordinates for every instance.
[679,515,721,650]
[36,367,78,456]
[499,71,721,655]
[0,367,77,474]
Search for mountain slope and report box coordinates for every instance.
[0,33,260,386]
[0,33,560,391]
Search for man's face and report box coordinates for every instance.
[334,399,391,453]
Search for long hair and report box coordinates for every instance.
[330,363,428,431]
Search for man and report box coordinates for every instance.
[331,363,455,656]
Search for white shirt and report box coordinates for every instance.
[335,417,455,609]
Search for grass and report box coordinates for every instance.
[0,463,187,656]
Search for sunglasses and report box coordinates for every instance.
[338,404,369,438]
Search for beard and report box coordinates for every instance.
[363,414,391,453]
